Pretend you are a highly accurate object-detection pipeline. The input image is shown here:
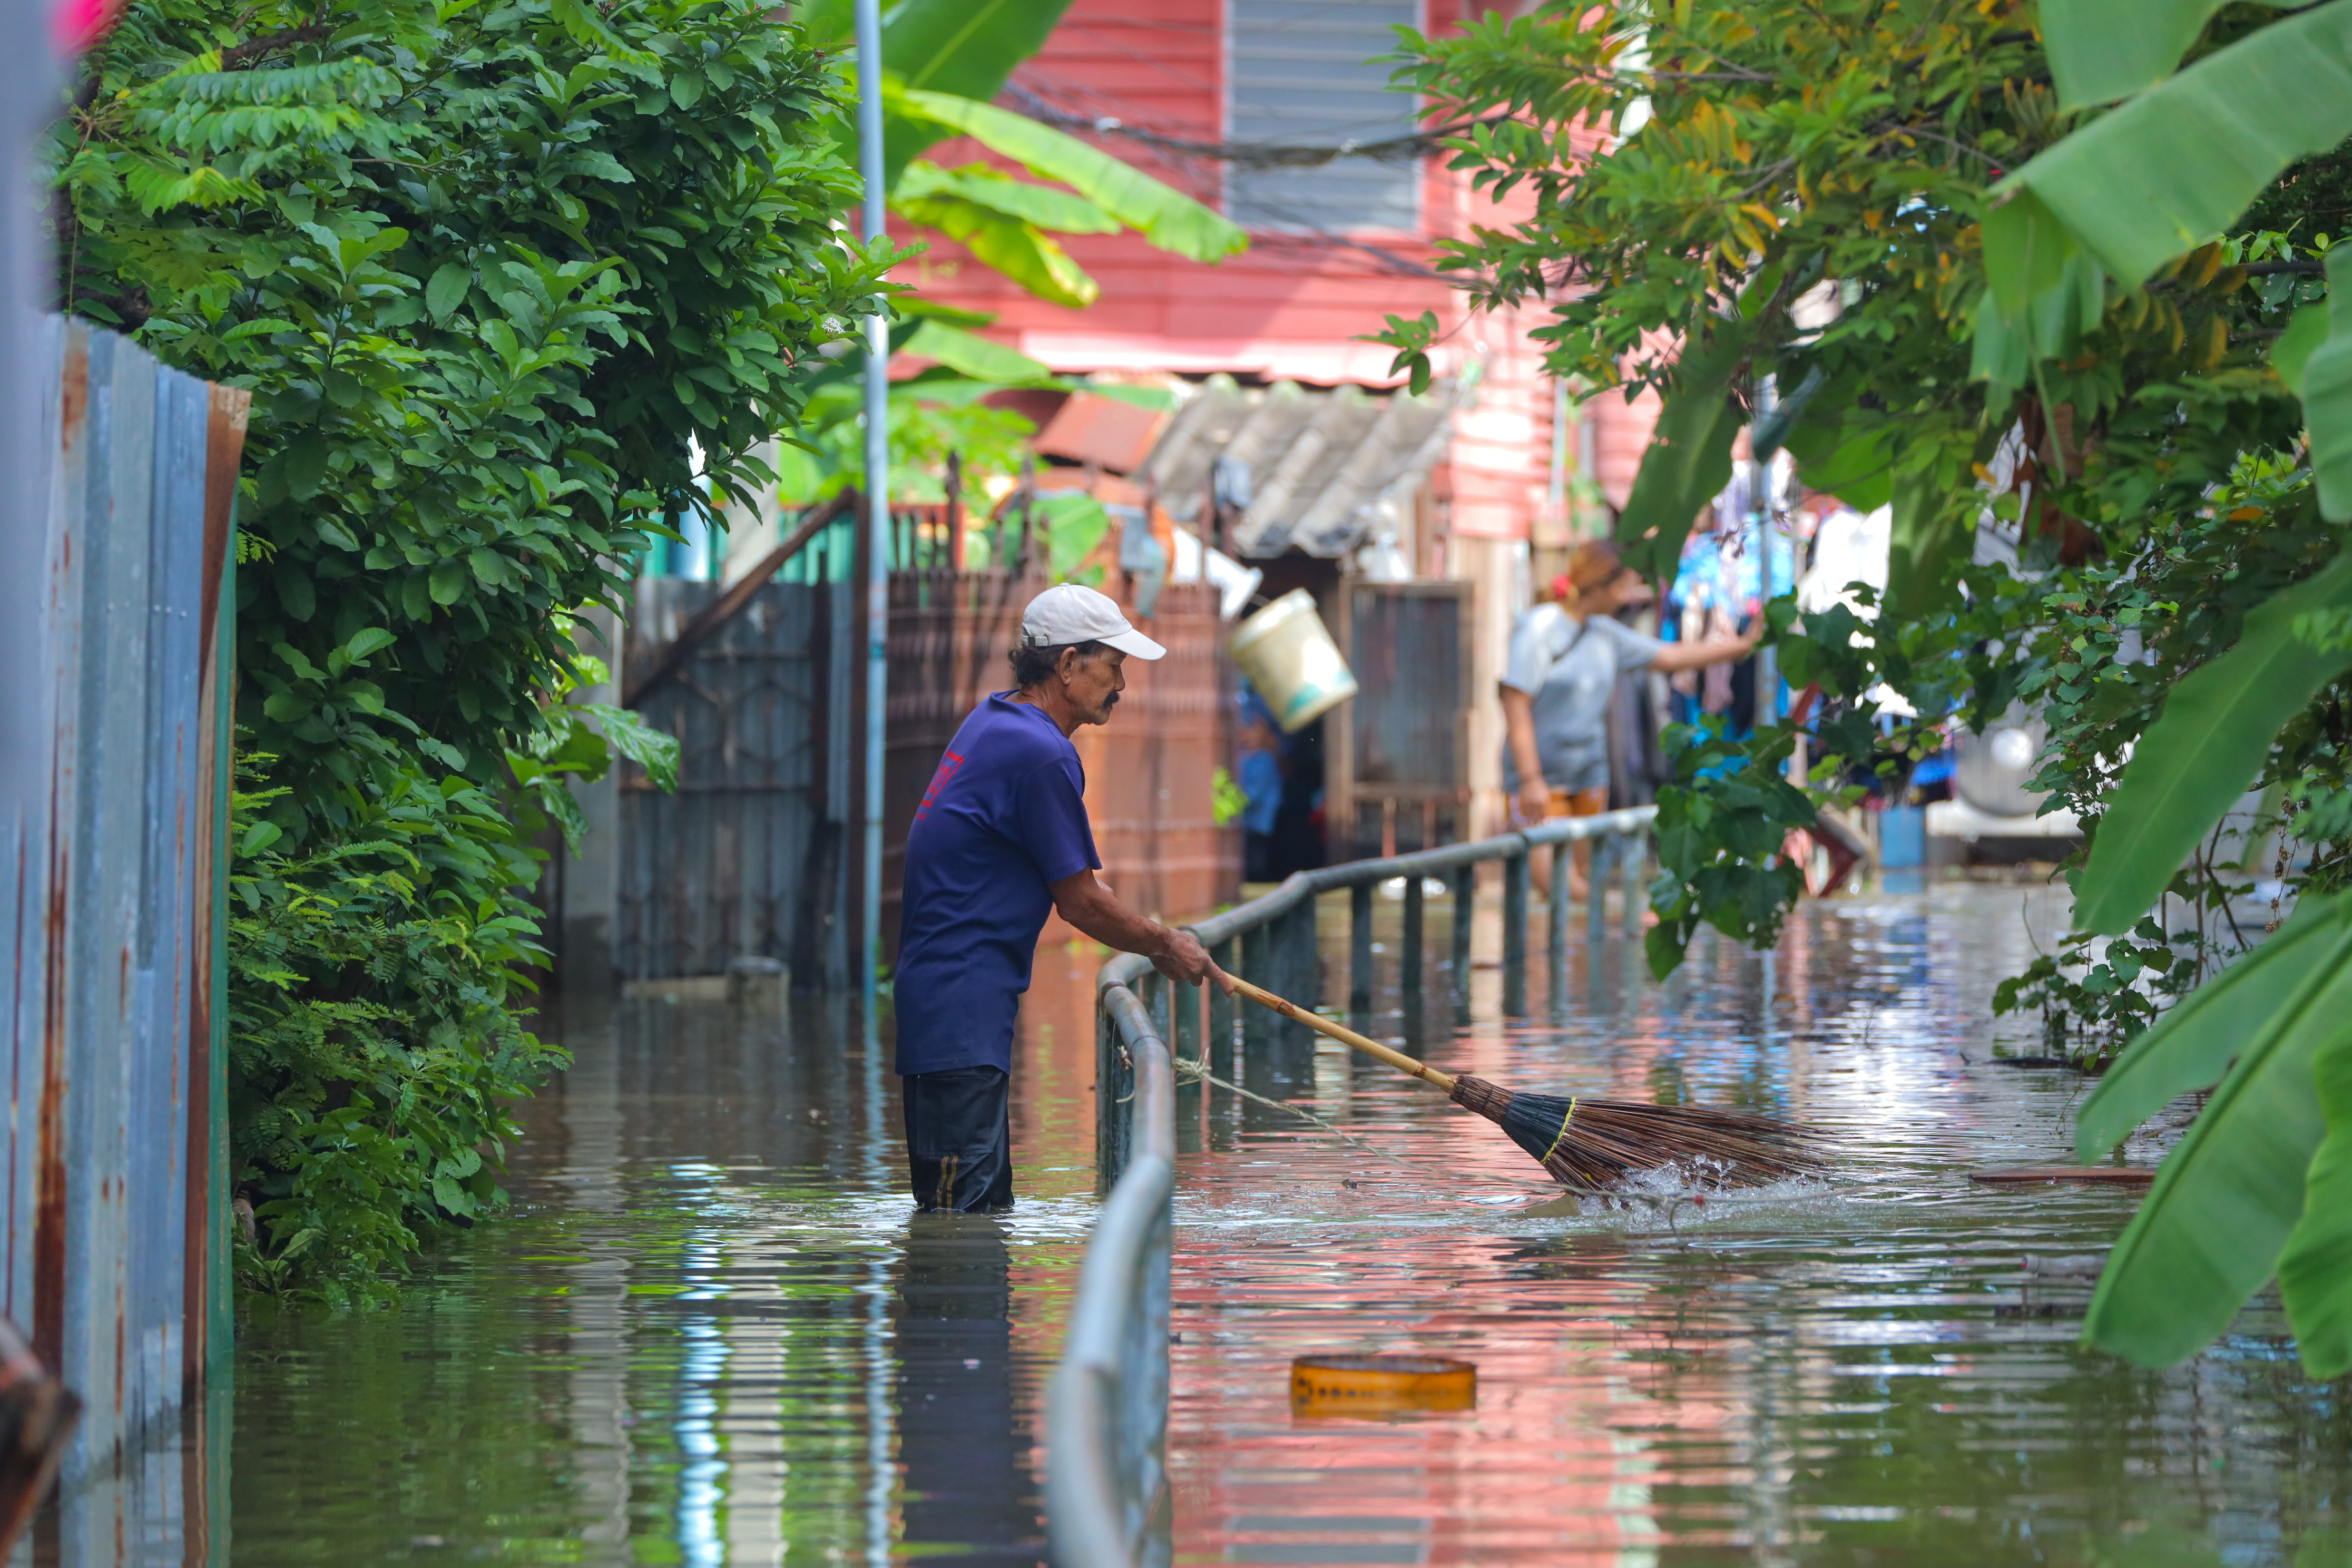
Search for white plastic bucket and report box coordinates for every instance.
[1228,589,1358,733]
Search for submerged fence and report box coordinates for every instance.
[2,319,243,1547]
[1045,807,1659,1567]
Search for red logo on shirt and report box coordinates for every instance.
[915,750,964,821]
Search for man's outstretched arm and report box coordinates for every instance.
[1050,869,1231,991]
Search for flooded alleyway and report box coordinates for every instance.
[224,886,2352,1565]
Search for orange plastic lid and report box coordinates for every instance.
[1290,1355,1476,1416]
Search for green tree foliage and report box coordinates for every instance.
[1384,0,2352,1375]
[52,0,875,1293]
[53,0,890,824]
[1975,0,2352,1378]
[227,756,557,1306]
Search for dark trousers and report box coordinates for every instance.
[901,1065,1014,1212]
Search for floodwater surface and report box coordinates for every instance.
[224,885,2352,1566]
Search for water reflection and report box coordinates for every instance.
[210,886,2352,1567]
[224,976,1094,1567]
[1168,885,2352,1567]
[896,1216,1034,1564]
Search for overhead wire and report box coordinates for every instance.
[1003,81,1513,172]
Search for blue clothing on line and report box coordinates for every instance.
[894,693,1102,1076]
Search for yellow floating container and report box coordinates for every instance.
[1290,1355,1476,1416]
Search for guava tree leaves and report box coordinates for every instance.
[55,0,888,834]
[1644,723,1817,979]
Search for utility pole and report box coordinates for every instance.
[850,19,896,1563]
[855,0,889,1028]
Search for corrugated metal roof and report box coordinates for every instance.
[1139,374,1461,559]
[1032,391,1169,472]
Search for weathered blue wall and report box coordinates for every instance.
[3,316,241,1558]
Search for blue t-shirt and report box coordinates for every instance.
[894,693,1101,1075]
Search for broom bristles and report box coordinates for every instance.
[1449,1074,1823,1192]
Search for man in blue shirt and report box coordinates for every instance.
[896,583,1227,1211]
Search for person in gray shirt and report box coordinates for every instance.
[1503,540,1755,895]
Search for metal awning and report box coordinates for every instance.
[1138,375,1461,560]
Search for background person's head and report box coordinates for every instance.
[1554,539,1653,616]
[1007,583,1165,728]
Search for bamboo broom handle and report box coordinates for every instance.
[1226,975,1457,1093]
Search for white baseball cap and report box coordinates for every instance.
[1019,583,1166,660]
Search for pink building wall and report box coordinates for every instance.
[897,0,1663,831]
[896,0,1660,548]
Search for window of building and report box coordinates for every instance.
[1226,0,1423,235]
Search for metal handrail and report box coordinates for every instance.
[1045,806,1658,1567]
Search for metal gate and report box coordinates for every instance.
[616,575,852,987]
[1327,579,1473,859]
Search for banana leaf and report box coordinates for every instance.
[2298,249,2352,520]
[1884,453,1971,616]
[2076,896,2349,1159]
[1977,187,2110,386]
[898,160,1119,234]
[1614,328,1745,592]
[1983,187,2086,318]
[2039,0,2231,110]
[894,87,1246,263]
[1969,291,2030,394]
[798,0,1075,182]
[2280,1027,2352,1377]
[883,0,1071,101]
[1996,4,2352,290]
[2073,547,2352,934]
[892,193,1099,308]
[899,320,1054,384]
[1035,490,1110,581]
[2273,300,2329,396]
[1781,413,1895,512]
[2083,937,2352,1366]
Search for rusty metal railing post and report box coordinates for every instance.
[1096,994,1132,1191]
[1400,873,1424,996]
[1501,847,1528,1016]
[1587,832,1611,946]
[1348,881,1374,1019]
[1208,937,1236,1080]
[1272,894,1316,1052]
[1622,827,1647,938]
[1171,972,1200,1153]
[1449,864,1475,1017]
[1548,841,1571,1023]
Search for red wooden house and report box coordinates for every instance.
[903,0,1661,843]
